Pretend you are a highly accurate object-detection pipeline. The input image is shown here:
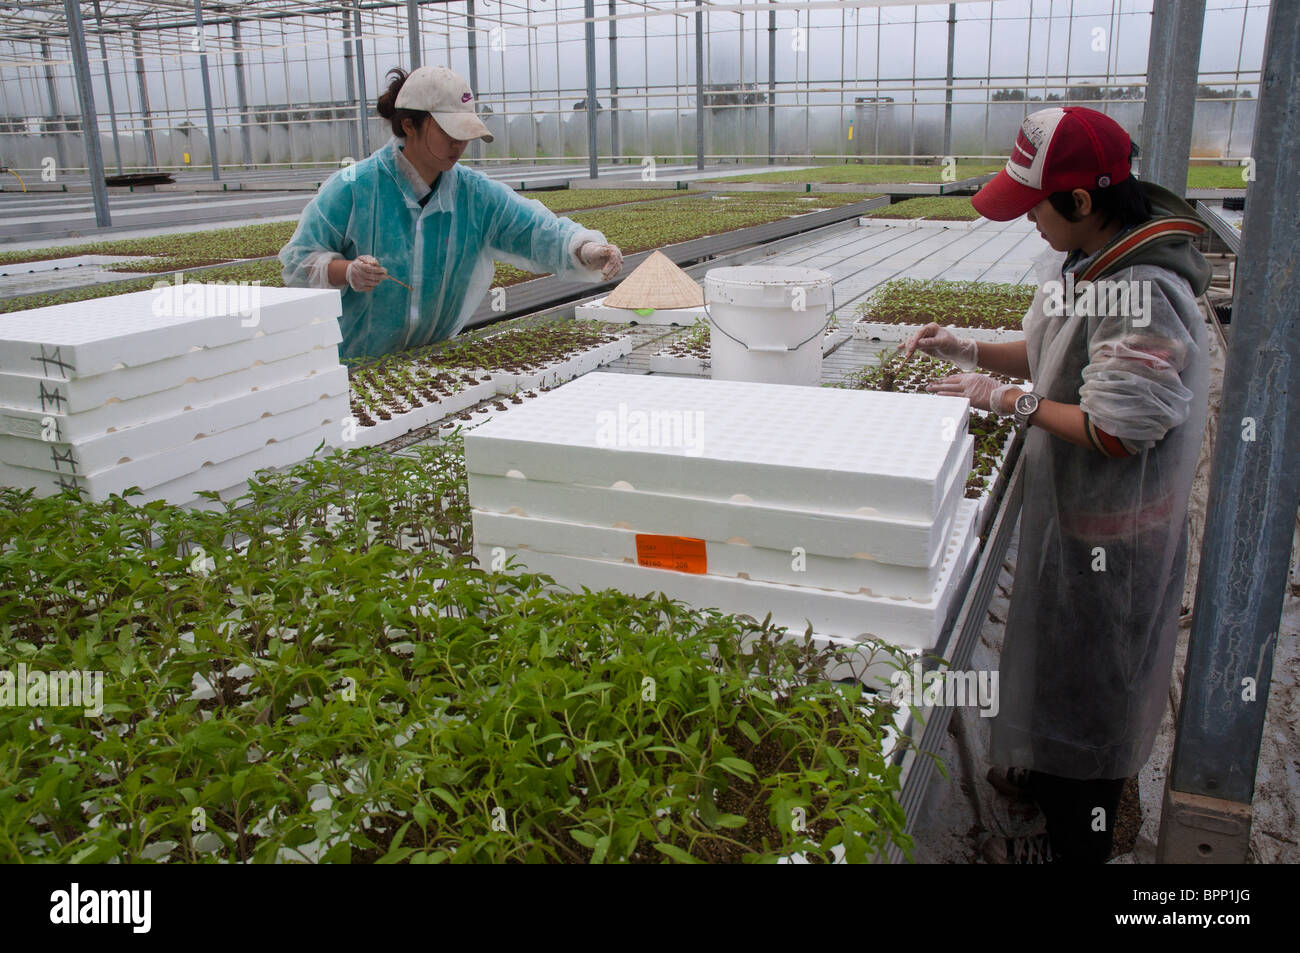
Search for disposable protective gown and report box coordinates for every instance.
[280,137,609,359]
[989,183,1212,781]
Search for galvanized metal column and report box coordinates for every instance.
[341,11,360,159]
[608,0,619,164]
[1159,0,1300,864]
[695,0,705,170]
[131,30,158,170]
[62,0,110,225]
[231,17,253,168]
[91,0,123,175]
[768,0,776,165]
[407,0,421,68]
[584,0,598,178]
[1139,0,1205,194]
[191,0,221,181]
[466,0,480,160]
[39,39,68,174]
[943,2,956,158]
[353,2,371,155]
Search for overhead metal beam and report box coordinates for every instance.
[585,0,598,179]
[1140,0,1206,194]
[192,0,221,180]
[1159,0,1300,863]
[62,0,110,225]
[91,0,123,175]
[231,17,253,169]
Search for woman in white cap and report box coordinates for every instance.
[905,106,1211,864]
[280,66,623,359]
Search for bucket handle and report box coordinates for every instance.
[703,285,837,353]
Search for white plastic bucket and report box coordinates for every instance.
[703,266,833,386]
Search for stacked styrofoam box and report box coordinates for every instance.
[0,286,349,506]
[465,372,979,653]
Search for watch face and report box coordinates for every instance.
[1015,393,1038,417]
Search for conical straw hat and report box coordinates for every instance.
[603,250,705,310]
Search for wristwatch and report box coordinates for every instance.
[1013,391,1042,428]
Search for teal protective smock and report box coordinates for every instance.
[279,136,609,359]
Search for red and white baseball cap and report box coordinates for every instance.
[972,106,1134,221]
[395,65,494,143]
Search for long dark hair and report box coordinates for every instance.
[376,67,431,138]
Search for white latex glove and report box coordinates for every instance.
[345,254,388,292]
[578,242,624,280]
[903,322,979,371]
[927,373,1018,413]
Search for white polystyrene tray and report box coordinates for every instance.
[0,365,349,475]
[0,349,340,443]
[464,372,971,522]
[487,336,637,395]
[469,433,972,571]
[574,297,707,326]
[476,498,979,651]
[351,378,497,448]
[0,412,346,504]
[0,286,341,378]
[851,320,1024,345]
[0,388,348,497]
[0,319,342,413]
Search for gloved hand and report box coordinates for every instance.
[345,254,388,292]
[927,373,1020,414]
[578,242,624,280]
[903,322,979,371]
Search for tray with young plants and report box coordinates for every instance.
[649,315,845,376]
[852,278,1034,345]
[842,347,1021,527]
[346,353,497,448]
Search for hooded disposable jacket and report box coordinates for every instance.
[279,137,610,359]
[989,182,1212,780]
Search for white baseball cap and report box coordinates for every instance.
[394,65,494,143]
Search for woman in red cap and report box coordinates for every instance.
[905,106,1212,864]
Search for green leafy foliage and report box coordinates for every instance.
[863,197,980,220]
[0,436,916,863]
[700,163,1002,185]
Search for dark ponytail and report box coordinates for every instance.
[376,67,431,138]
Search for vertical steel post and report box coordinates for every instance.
[584,0,598,178]
[63,0,110,224]
[353,2,371,155]
[466,0,480,160]
[608,0,619,164]
[943,2,956,158]
[40,38,68,173]
[91,0,123,175]
[768,0,776,165]
[1139,0,1206,194]
[1158,0,1300,864]
[342,11,360,159]
[231,17,253,169]
[407,0,421,69]
[132,30,158,170]
[192,0,221,180]
[695,0,705,170]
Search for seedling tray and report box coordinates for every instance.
[469,432,972,571]
[465,372,971,523]
[0,366,349,475]
[1,349,341,443]
[852,320,1024,345]
[476,498,979,652]
[351,378,496,448]
[0,286,341,378]
[485,336,638,395]
[574,296,708,326]
[0,320,341,414]
[0,425,340,505]
[0,387,348,497]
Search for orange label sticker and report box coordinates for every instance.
[635,534,707,574]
